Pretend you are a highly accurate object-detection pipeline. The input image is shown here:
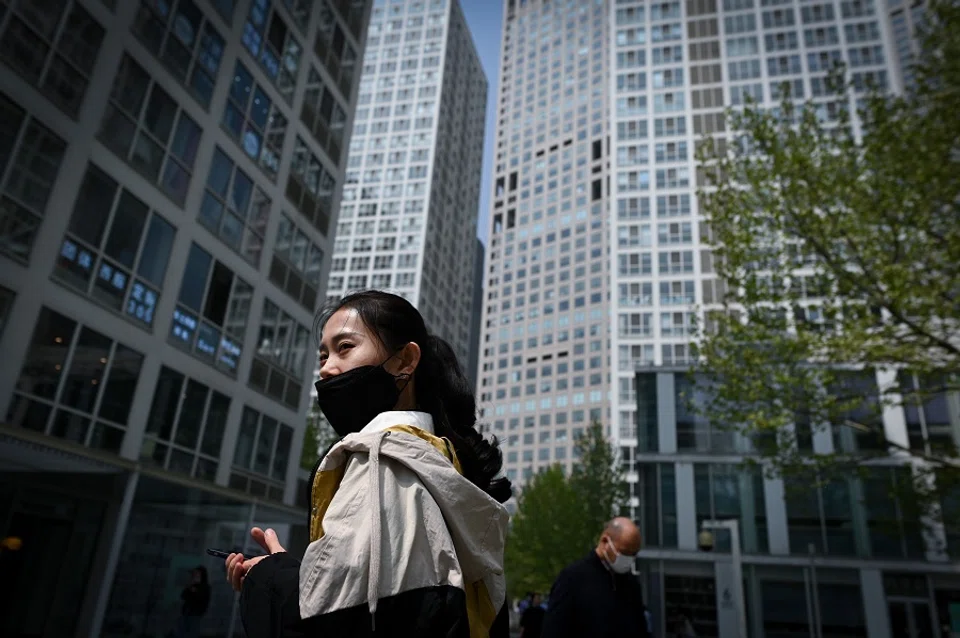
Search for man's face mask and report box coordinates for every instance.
[603,537,635,574]
[313,354,411,437]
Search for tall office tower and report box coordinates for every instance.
[467,237,485,388]
[607,1,960,636]
[477,0,613,488]
[0,1,370,636]
[326,0,487,368]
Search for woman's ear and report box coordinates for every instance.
[395,341,421,378]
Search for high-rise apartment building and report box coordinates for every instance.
[482,0,959,635]
[325,0,487,367]
[478,0,613,486]
[0,1,370,636]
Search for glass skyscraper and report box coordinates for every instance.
[0,1,371,636]
[480,0,960,636]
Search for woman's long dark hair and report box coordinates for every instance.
[316,290,512,503]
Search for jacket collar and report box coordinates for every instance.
[360,410,435,435]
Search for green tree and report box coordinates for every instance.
[570,422,630,536]
[694,0,960,534]
[504,423,626,598]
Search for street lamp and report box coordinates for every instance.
[700,519,748,638]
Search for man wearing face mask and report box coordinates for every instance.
[541,517,650,638]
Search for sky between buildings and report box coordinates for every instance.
[460,0,503,246]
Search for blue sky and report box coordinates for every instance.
[459,0,503,246]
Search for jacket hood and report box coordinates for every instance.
[300,421,508,631]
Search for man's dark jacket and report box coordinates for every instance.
[541,552,650,638]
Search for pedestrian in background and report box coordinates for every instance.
[520,592,545,638]
[541,517,650,638]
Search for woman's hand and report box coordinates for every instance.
[225,527,288,592]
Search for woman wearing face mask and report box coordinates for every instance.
[225,291,512,638]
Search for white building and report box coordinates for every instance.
[480,0,959,635]
[324,0,487,368]
[0,1,371,636]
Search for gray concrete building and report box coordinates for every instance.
[0,1,371,636]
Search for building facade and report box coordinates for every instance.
[479,0,958,636]
[0,1,370,636]
[325,0,487,367]
[478,0,613,486]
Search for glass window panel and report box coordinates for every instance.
[51,410,90,444]
[136,214,176,286]
[174,379,209,448]
[178,243,212,310]
[146,366,183,439]
[272,424,291,480]
[234,407,259,468]
[254,415,277,474]
[103,191,149,268]
[111,55,152,115]
[208,148,233,197]
[15,308,76,400]
[203,262,233,325]
[230,168,253,215]
[171,114,201,167]
[60,327,112,413]
[201,391,230,456]
[143,87,178,142]
[67,165,118,248]
[58,5,105,74]
[97,345,143,424]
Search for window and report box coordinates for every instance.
[8,307,144,453]
[806,26,840,48]
[767,54,802,76]
[786,473,858,556]
[0,285,13,338]
[270,213,324,312]
[171,243,251,374]
[99,55,202,204]
[132,0,225,107]
[657,194,692,217]
[694,464,768,552]
[231,406,294,501]
[660,280,696,305]
[765,31,799,52]
[242,0,302,101]
[200,147,271,265]
[141,366,230,481]
[730,83,764,105]
[660,311,695,337]
[223,62,288,179]
[637,463,677,547]
[675,374,735,452]
[898,371,955,456]
[724,14,756,34]
[728,59,761,81]
[288,137,336,235]
[0,0,104,116]
[54,165,176,327]
[618,313,653,337]
[302,67,349,168]
[656,168,690,189]
[0,93,67,261]
[315,0,360,96]
[653,117,687,139]
[250,299,311,409]
[281,0,311,33]
[659,250,695,274]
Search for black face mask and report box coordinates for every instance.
[314,360,410,437]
